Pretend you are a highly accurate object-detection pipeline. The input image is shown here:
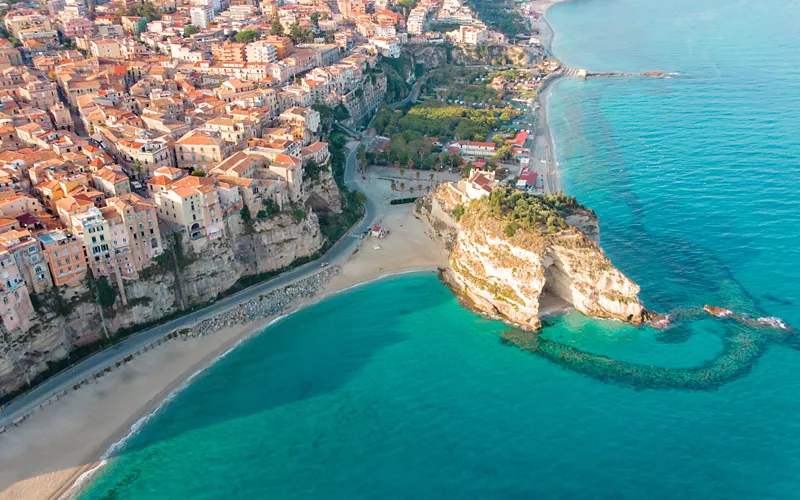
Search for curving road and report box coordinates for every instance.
[0,143,378,429]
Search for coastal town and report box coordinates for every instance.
[0,0,576,495]
[0,0,792,496]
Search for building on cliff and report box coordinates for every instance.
[0,248,33,334]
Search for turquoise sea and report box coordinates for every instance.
[82,0,800,498]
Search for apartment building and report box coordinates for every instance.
[38,229,88,287]
[212,41,247,62]
[153,176,224,240]
[279,107,320,134]
[0,229,52,293]
[0,249,33,333]
[245,40,278,63]
[104,193,163,279]
[263,36,293,60]
[90,39,123,59]
[71,207,113,277]
[190,5,213,29]
[95,126,175,179]
[4,11,52,39]
[175,129,235,171]
[92,166,132,198]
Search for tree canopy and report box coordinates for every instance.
[126,0,162,20]
[374,104,502,142]
[235,29,258,43]
[270,20,284,36]
[288,21,314,44]
[478,187,585,235]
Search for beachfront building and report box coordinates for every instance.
[453,140,497,158]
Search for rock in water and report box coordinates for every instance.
[703,305,733,317]
[416,185,647,330]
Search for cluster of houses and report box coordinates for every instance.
[0,0,531,337]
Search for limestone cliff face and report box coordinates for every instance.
[0,210,324,397]
[415,185,646,330]
[303,168,343,215]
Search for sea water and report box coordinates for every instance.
[82,0,800,497]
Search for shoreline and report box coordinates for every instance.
[0,204,446,500]
[530,0,568,194]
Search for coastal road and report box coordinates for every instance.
[0,144,377,430]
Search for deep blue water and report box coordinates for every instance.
[81,0,800,498]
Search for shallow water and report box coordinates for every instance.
[81,0,800,497]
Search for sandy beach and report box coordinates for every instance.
[0,202,446,500]
[529,0,569,194]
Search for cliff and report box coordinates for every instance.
[403,44,531,72]
[0,177,341,397]
[415,185,647,330]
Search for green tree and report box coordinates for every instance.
[126,0,162,20]
[356,145,367,166]
[270,20,284,36]
[240,205,252,224]
[190,169,206,177]
[235,29,258,43]
[310,12,320,30]
[136,17,149,35]
[303,159,322,181]
[288,21,313,44]
[184,25,200,37]
[492,144,515,163]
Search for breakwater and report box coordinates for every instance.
[501,305,795,391]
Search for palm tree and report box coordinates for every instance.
[400,182,405,191]
[409,187,414,197]
[391,182,396,191]
[415,171,420,181]
[399,168,405,179]
[429,173,434,183]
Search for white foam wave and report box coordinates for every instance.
[758,317,790,331]
[64,334,257,498]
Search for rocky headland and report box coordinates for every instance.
[415,184,648,330]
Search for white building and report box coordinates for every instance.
[190,5,214,29]
[407,7,426,35]
[371,37,400,58]
[245,40,278,63]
